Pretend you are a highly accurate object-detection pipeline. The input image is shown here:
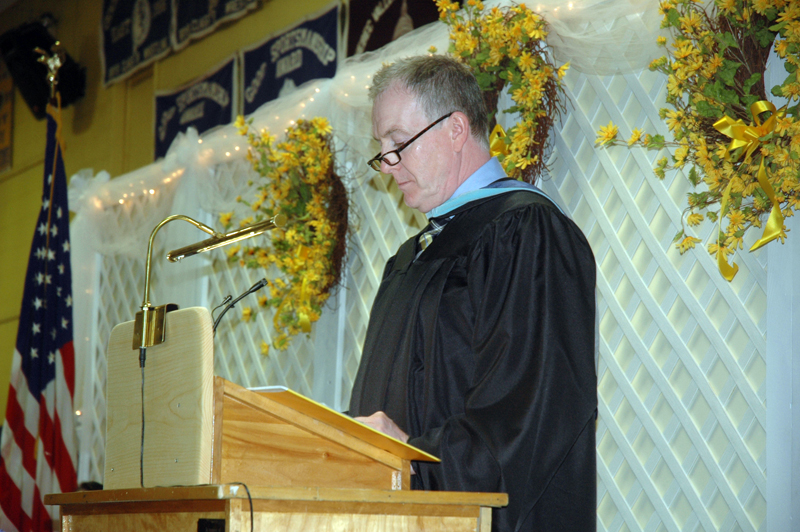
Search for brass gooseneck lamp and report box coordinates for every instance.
[131,212,285,489]
[132,213,287,353]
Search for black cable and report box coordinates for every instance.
[139,347,146,488]
[212,279,268,334]
[211,295,233,324]
[228,482,254,532]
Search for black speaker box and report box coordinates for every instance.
[0,22,86,120]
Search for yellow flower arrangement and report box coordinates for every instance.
[597,0,800,280]
[222,116,348,349]
[436,0,567,183]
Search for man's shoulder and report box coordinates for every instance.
[450,187,562,227]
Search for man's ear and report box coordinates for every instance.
[449,111,471,152]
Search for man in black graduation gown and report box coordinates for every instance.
[349,55,597,532]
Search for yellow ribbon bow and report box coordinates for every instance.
[712,101,786,281]
[489,124,508,158]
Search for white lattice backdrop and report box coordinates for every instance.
[74,68,767,531]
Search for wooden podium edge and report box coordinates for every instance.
[45,485,508,508]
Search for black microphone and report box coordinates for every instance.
[212,278,269,334]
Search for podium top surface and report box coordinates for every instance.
[249,385,439,462]
[45,485,508,508]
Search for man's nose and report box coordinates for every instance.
[381,159,398,174]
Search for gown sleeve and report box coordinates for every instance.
[407,201,597,531]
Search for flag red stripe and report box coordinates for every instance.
[0,456,27,531]
[4,386,38,479]
[52,411,77,493]
[60,341,75,398]
[31,485,51,532]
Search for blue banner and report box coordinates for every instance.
[155,57,235,160]
[242,5,338,115]
[172,0,258,50]
[101,0,172,85]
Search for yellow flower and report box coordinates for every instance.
[241,307,253,322]
[226,245,241,259]
[628,129,643,146]
[687,213,704,226]
[677,236,701,254]
[219,212,233,227]
[596,121,619,145]
[234,115,248,135]
[518,52,535,71]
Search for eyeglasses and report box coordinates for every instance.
[367,112,453,171]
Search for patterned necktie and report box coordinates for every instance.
[416,216,451,259]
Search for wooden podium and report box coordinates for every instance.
[45,308,507,530]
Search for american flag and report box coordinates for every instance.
[0,104,78,531]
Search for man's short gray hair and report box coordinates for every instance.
[369,55,490,150]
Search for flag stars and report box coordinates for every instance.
[31,348,39,359]
[36,247,46,259]
[44,274,52,285]
[56,286,62,297]
[32,322,41,335]
[36,272,45,285]
[50,225,58,237]
[63,240,70,253]
[48,352,55,364]
[47,249,56,261]
[51,328,57,339]
[33,297,43,309]
[65,295,72,307]
[61,317,69,329]
[58,263,65,274]
[56,207,62,219]
[38,223,47,235]
[42,197,50,211]
[47,173,52,185]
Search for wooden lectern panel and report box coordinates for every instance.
[104,307,215,489]
[218,391,404,490]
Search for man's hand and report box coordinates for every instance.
[354,411,409,443]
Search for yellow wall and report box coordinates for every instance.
[0,0,335,417]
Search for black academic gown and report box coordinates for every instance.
[349,190,597,532]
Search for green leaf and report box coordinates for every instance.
[772,84,785,97]
[667,8,681,28]
[706,210,718,222]
[718,60,741,86]
[475,71,495,91]
[743,73,762,95]
[688,166,699,186]
[769,21,788,33]
[742,94,760,109]
[696,100,724,119]
[755,27,776,48]
[646,134,665,150]
[672,230,685,243]
[715,32,738,50]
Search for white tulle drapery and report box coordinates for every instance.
[538,0,668,75]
